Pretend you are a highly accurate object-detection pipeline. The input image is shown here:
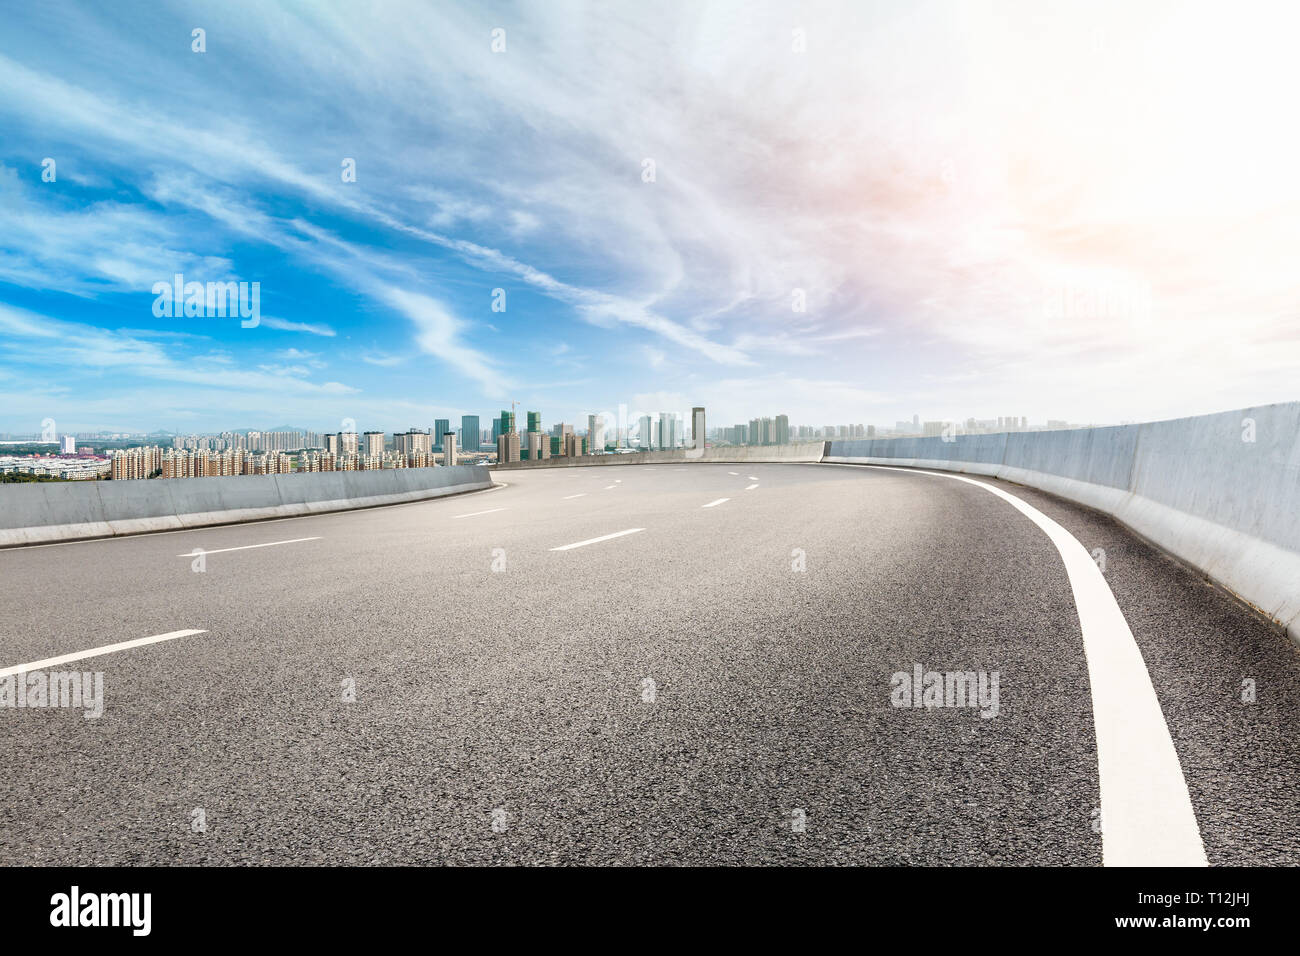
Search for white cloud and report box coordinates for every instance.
[258,316,336,337]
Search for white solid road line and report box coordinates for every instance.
[549,528,645,551]
[745,483,759,490]
[451,508,507,519]
[702,498,730,508]
[562,493,587,500]
[866,465,1207,867]
[175,536,321,557]
[0,629,209,679]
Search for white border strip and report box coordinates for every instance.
[865,465,1207,867]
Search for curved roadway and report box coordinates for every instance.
[1,462,1297,865]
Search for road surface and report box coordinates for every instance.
[1,462,1298,865]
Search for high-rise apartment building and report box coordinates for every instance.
[497,410,515,440]
[774,414,789,446]
[442,430,457,466]
[657,412,678,450]
[394,429,432,456]
[338,431,359,456]
[638,415,653,449]
[110,446,163,480]
[691,407,706,452]
[497,431,520,463]
[363,431,385,457]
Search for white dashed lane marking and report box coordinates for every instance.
[452,508,507,519]
[175,537,321,558]
[549,528,645,551]
[0,629,209,678]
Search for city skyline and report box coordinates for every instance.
[4,2,1300,435]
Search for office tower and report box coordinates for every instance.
[774,414,789,446]
[442,430,457,466]
[363,431,385,457]
[692,407,706,452]
[433,419,450,452]
[461,415,480,453]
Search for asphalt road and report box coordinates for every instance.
[1,462,1297,865]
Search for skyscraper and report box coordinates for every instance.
[775,414,789,446]
[433,419,450,452]
[461,415,480,452]
[692,407,706,452]
[638,415,653,449]
[442,430,457,466]
[363,431,385,457]
[527,411,541,434]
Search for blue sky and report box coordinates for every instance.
[2,0,1298,435]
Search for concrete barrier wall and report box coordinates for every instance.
[0,466,495,547]
[492,442,828,471]
[827,403,1300,640]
